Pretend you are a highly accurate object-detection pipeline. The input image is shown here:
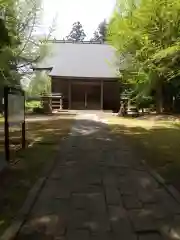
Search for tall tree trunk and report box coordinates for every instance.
[0,87,4,114]
[156,84,163,114]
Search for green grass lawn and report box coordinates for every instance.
[108,116,180,189]
[0,116,74,235]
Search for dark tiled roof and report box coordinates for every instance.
[35,41,123,79]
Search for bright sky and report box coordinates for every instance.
[41,0,116,39]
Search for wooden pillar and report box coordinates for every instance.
[68,80,71,109]
[60,96,63,110]
[101,80,104,110]
[85,91,87,108]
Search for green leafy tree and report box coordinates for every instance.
[66,21,86,42]
[108,0,180,113]
[0,0,53,86]
[27,71,51,97]
[91,20,107,42]
[0,0,54,112]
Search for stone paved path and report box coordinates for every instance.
[17,113,180,239]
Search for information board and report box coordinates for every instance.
[8,93,24,124]
[4,86,25,162]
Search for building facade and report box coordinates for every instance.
[52,77,120,111]
[35,40,121,111]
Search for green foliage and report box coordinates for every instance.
[25,100,41,109]
[91,20,107,42]
[0,0,53,89]
[66,21,86,42]
[25,100,42,113]
[27,71,51,97]
[108,0,180,110]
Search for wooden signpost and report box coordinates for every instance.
[4,86,25,162]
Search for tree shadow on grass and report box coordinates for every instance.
[14,117,180,240]
[0,117,74,235]
[110,122,180,189]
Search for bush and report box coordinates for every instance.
[25,100,42,113]
[33,107,44,114]
[25,100,41,109]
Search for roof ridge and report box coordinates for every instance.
[48,39,107,45]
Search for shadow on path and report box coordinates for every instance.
[16,115,180,240]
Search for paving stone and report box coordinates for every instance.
[154,189,173,203]
[118,180,137,195]
[50,172,62,180]
[105,188,121,205]
[39,180,71,199]
[90,233,113,240]
[68,209,89,230]
[72,185,103,194]
[138,233,162,240]
[144,204,173,220]
[109,204,133,236]
[138,190,157,204]
[86,192,106,213]
[106,160,130,168]
[155,217,174,238]
[64,160,77,167]
[48,216,66,236]
[54,237,66,240]
[122,195,142,209]
[86,174,102,185]
[132,170,159,189]
[116,167,131,176]
[130,209,158,233]
[30,198,70,219]
[103,174,118,187]
[17,232,55,240]
[147,189,180,221]
[108,206,128,221]
[60,168,78,181]
[20,214,66,237]
[133,165,146,171]
[70,181,88,193]
[71,194,87,209]
[67,230,90,240]
[167,215,180,239]
[111,217,133,235]
[114,233,137,240]
[86,185,103,194]
[85,214,111,233]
